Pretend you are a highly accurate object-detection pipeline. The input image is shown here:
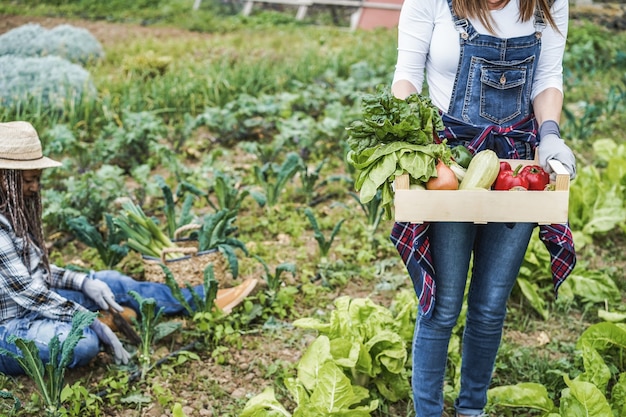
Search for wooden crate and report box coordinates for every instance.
[394,159,570,224]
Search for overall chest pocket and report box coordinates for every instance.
[466,56,535,125]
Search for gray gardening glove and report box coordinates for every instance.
[90,319,132,365]
[537,120,576,179]
[82,276,123,312]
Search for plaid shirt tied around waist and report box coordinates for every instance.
[439,113,538,158]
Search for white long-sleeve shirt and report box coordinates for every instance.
[392,0,568,112]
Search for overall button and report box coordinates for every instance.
[500,74,506,85]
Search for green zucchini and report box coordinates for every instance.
[458,149,500,190]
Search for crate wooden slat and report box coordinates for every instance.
[394,159,570,225]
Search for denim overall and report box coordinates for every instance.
[409,3,547,417]
[441,0,548,159]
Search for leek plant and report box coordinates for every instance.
[113,200,181,260]
[0,311,97,417]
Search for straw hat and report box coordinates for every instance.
[0,121,62,170]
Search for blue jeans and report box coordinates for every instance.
[411,222,534,417]
[0,270,203,376]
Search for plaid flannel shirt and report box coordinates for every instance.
[0,215,88,324]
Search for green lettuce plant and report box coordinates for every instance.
[487,321,626,416]
[240,292,417,416]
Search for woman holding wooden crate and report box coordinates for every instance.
[390,1,576,416]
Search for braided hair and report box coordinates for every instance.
[0,169,50,273]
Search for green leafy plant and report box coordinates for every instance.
[297,157,327,204]
[349,189,385,243]
[206,170,250,212]
[0,390,21,416]
[60,381,103,417]
[0,311,97,417]
[196,209,248,279]
[567,143,626,242]
[303,207,345,262]
[128,290,180,381]
[97,110,171,173]
[154,175,198,239]
[487,321,626,416]
[42,164,127,233]
[241,292,418,415]
[253,255,296,294]
[250,152,302,209]
[345,88,449,219]
[162,263,219,316]
[66,214,129,268]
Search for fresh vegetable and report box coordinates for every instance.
[346,89,444,154]
[451,145,473,169]
[113,200,181,260]
[346,88,447,218]
[458,149,500,190]
[347,142,450,218]
[520,165,550,190]
[449,160,467,182]
[494,163,529,191]
[426,159,459,190]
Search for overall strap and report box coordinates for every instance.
[534,0,555,35]
[446,0,478,41]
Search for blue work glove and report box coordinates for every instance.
[82,276,123,312]
[537,120,576,179]
[90,319,132,365]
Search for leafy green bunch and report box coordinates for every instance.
[345,88,444,155]
[345,88,449,219]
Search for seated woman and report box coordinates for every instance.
[0,121,255,375]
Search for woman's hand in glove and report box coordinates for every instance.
[82,276,123,312]
[537,120,576,179]
[90,319,132,365]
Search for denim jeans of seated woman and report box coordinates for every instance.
[0,270,203,376]
[410,222,534,417]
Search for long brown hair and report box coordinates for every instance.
[453,0,557,35]
[0,169,50,273]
